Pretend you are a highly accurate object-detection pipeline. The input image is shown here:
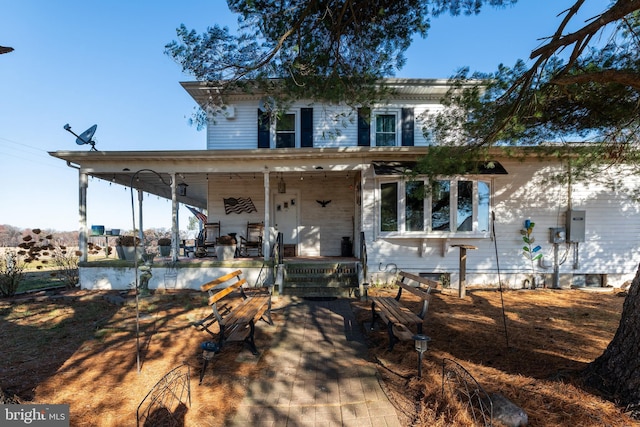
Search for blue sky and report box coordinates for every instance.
[0,1,608,233]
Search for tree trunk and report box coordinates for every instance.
[582,263,640,407]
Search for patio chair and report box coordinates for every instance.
[195,222,220,257]
[239,222,264,257]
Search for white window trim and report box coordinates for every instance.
[372,109,401,147]
[272,111,299,148]
[377,177,492,239]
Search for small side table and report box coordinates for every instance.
[451,244,478,298]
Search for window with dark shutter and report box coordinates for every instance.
[301,108,313,147]
[401,107,414,146]
[357,107,371,146]
[276,113,296,148]
[257,109,271,148]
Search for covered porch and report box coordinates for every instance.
[50,147,371,266]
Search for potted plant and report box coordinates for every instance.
[157,237,172,257]
[116,235,141,261]
[216,235,236,261]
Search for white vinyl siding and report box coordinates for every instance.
[205,101,436,149]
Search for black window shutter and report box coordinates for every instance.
[401,107,414,146]
[357,107,371,146]
[257,109,270,148]
[301,108,313,147]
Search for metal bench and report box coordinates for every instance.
[370,271,439,350]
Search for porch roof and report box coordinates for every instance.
[48,146,526,208]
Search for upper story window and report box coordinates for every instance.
[257,108,314,149]
[379,178,491,236]
[375,113,398,146]
[358,107,414,147]
[276,113,296,148]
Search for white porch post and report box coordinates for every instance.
[171,173,179,262]
[79,170,88,262]
[263,170,270,260]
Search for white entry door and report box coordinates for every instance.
[273,192,299,245]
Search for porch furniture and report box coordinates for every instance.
[370,271,439,351]
[238,222,264,257]
[180,239,196,257]
[195,222,220,257]
[191,270,273,382]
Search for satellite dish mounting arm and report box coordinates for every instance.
[64,123,98,151]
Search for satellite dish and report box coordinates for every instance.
[64,123,98,151]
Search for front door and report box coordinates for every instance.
[273,192,299,246]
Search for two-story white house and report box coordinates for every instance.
[50,78,640,294]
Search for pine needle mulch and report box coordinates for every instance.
[355,287,637,427]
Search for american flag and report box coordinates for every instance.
[223,197,257,214]
[186,206,207,223]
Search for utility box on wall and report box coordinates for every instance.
[550,227,566,244]
[566,210,586,242]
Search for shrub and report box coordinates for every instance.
[0,251,25,297]
[49,246,80,289]
[116,235,140,247]
[217,235,235,245]
[157,238,172,246]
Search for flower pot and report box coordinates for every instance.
[116,245,125,260]
[122,246,141,262]
[159,245,171,257]
[216,245,236,261]
[91,225,105,236]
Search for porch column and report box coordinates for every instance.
[263,170,270,260]
[171,173,179,262]
[79,170,88,262]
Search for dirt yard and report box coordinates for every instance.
[0,285,636,426]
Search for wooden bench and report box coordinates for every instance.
[192,270,272,356]
[370,271,439,351]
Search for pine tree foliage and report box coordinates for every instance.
[421,1,640,185]
[165,0,516,113]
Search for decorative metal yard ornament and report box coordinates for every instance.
[412,334,431,378]
[63,123,98,151]
[521,219,543,288]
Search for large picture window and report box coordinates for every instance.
[380,182,398,231]
[379,178,491,236]
[432,180,450,231]
[406,181,425,231]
